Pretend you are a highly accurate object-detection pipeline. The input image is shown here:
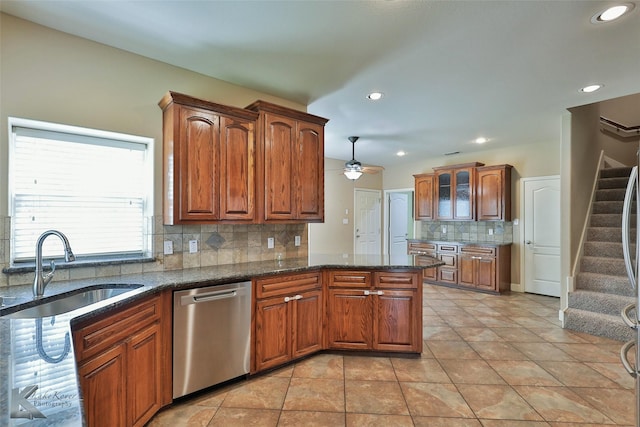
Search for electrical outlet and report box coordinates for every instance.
[343,218,349,224]
[163,240,173,255]
[189,239,198,253]
[267,237,275,249]
[294,235,301,246]
[442,225,447,233]
[488,229,494,235]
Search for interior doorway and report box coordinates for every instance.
[354,189,382,254]
[384,189,415,260]
[522,176,561,296]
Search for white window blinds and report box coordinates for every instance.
[9,119,153,262]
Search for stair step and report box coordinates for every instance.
[583,241,628,258]
[587,227,622,242]
[575,271,635,296]
[596,188,627,201]
[598,176,632,189]
[581,256,627,276]
[600,167,633,179]
[590,213,623,227]
[564,308,634,342]
[567,290,635,316]
[593,201,624,214]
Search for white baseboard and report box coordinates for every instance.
[510,283,524,292]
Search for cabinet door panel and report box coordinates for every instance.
[292,290,322,358]
[414,174,434,220]
[296,123,324,220]
[327,289,372,350]
[179,107,219,220]
[128,322,162,427]
[78,345,126,427]
[476,257,497,290]
[458,255,476,287]
[435,172,452,219]
[255,297,290,371]
[454,169,473,219]
[219,117,255,220]
[264,114,296,220]
[374,290,419,352]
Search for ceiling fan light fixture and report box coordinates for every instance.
[344,169,363,180]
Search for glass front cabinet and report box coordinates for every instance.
[434,162,483,220]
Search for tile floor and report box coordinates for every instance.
[147,284,635,426]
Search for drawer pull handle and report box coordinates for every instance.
[471,256,482,260]
[364,290,370,296]
[284,296,290,303]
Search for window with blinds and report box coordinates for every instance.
[9,118,153,263]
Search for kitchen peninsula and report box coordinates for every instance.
[0,254,442,427]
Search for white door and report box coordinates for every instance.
[355,189,381,254]
[389,192,410,261]
[523,176,561,297]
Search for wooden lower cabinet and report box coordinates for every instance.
[326,288,373,350]
[77,345,126,427]
[72,292,171,427]
[409,240,511,293]
[326,270,421,353]
[253,272,322,373]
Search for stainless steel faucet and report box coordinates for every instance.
[33,230,76,298]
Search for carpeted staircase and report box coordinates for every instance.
[564,166,636,342]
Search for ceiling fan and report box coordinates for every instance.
[343,136,384,180]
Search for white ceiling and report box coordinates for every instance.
[2,1,640,168]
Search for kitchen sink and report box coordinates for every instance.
[2,285,143,319]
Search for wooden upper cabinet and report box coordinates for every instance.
[434,163,483,220]
[159,91,258,225]
[414,173,434,220]
[476,164,512,221]
[247,100,328,223]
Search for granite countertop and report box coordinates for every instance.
[407,238,513,246]
[0,253,442,426]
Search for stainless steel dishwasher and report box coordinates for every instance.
[173,281,251,398]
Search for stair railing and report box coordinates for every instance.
[601,116,640,139]
[622,165,638,290]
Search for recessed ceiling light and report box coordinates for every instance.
[580,84,603,93]
[591,3,635,23]
[474,137,489,144]
[396,150,406,157]
[367,92,383,101]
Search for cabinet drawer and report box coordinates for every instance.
[437,244,458,253]
[439,253,457,268]
[407,242,436,255]
[438,268,458,284]
[255,272,321,299]
[328,271,372,288]
[460,245,496,256]
[375,271,418,289]
[73,295,161,363]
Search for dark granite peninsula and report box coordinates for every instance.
[1,255,442,426]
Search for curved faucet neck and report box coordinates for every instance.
[33,230,75,298]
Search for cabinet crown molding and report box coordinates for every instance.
[246,100,329,126]
[159,91,259,121]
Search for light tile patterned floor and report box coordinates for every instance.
[147,284,635,426]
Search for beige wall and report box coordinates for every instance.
[0,14,310,286]
[309,158,383,254]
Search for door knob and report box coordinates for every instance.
[525,240,532,245]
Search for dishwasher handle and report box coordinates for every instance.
[182,289,239,305]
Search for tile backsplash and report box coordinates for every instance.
[418,220,513,244]
[0,216,307,287]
